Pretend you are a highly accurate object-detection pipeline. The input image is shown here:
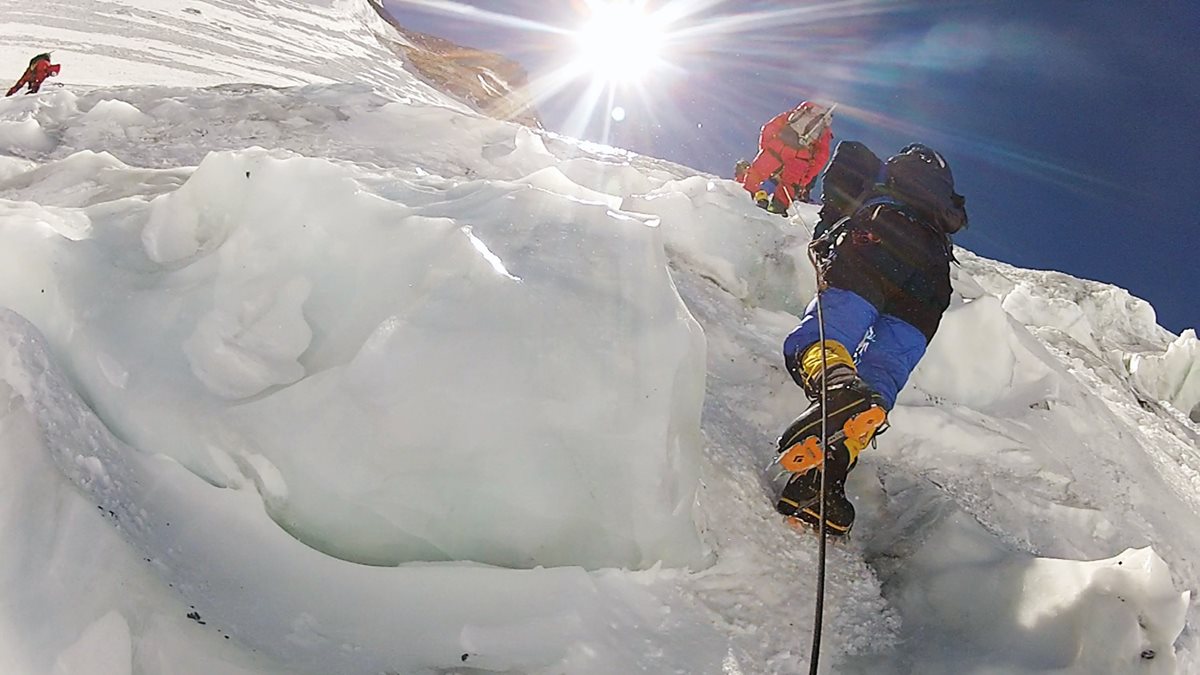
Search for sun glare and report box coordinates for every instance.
[574,2,666,84]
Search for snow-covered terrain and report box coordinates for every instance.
[0,0,459,106]
[2,1,1199,674]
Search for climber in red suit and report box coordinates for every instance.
[740,101,834,215]
[6,53,61,97]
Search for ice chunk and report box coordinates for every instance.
[911,294,1058,410]
[184,276,312,399]
[1130,328,1200,419]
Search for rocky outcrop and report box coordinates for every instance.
[367,0,542,128]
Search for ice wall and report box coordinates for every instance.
[0,145,711,570]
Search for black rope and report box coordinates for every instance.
[806,238,832,675]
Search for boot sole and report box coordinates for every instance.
[777,491,854,535]
[777,405,885,473]
[784,511,852,536]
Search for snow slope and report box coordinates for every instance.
[0,0,458,106]
[2,2,1200,674]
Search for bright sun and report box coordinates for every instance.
[574,2,666,84]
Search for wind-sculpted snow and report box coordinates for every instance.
[624,175,816,316]
[0,106,711,572]
[1,42,1199,675]
[0,309,735,674]
[857,481,1189,673]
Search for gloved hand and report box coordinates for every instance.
[734,159,750,183]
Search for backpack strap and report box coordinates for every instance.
[855,196,956,262]
[859,195,910,217]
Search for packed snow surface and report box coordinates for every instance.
[1,1,1199,674]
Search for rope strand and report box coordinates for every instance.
[806,238,832,675]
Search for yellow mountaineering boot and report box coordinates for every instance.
[774,341,888,535]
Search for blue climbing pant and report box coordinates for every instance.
[783,288,928,409]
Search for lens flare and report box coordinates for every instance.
[574,2,665,84]
[388,0,1100,200]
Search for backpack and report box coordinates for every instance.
[818,141,968,240]
[879,144,968,234]
[778,102,833,148]
[29,53,51,68]
[819,140,882,225]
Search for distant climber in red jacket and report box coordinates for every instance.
[6,53,61,97]
[740,101,834,216]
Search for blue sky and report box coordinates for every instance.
[385,1,1197,334]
